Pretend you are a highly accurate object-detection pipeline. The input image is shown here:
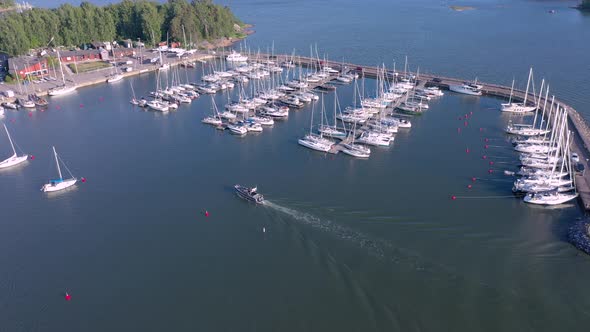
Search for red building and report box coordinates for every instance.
[8,56,49,79]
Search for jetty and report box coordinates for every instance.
[239,52,590,210]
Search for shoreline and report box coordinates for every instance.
[0,35,252,102]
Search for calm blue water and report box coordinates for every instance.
[2,1,590,331]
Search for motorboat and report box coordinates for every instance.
[234,185,264,204]
[227,122,248,135]
[226,51,248,62]
[449,82,483,96]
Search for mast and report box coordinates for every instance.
[309,96,315,136]
[53,146,63,180]
[508,78,514,104]
[523,67,532,106]
[3,124,17,156]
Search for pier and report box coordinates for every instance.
[241,52,590,210]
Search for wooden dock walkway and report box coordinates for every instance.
[228,52,590,210]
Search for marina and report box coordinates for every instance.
[2,1,590,331]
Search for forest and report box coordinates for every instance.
[0,0,244,55]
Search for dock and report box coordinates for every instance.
[239,52,590,210]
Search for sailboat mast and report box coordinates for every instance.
[3,124,17,155]
[508,79,514,104]
[523,68,532,106]
[53,146,63,179]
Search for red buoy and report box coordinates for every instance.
[484,138,489,142]
[484,145,489,149]
[30,155,35,160]
[65,292,71,301]
[489,161,494,165]
[457,128,461,133]
[467,184,472,189]
[471,177,477,182]
[466,148,470,153]
[451,195,457,200]
[81,177,86,183]
[79,104,84,108]
[470,111,473,115]
[464,121,468,126]
[28,113,32,117]
[488,169,493,174]
[479,128,483,132]
[205,211,210,217]
[482,155,487,159]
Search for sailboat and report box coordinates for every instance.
[107,48,123,83]
[129,82,139,105]
[319,92,347,139]
[341,121,371,158]
[501,68,536,113]
[41,146,77,192]
[48,49,77,96]
[0,124,29,168]
[298,100,334,152]
[202,95,223,125]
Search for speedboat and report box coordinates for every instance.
[234,185,264,204]
[227,122,248,135]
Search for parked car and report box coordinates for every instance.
[572,152,580,163]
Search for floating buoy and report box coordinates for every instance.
[29,155,35,160]
[79,104,84,108]
[466,148,470,153]
[464,121,468,127]
[28,113,32,117]
[489,161,494,165]
[482,155,487,159]
[488,169,494,174]
[451,195,457,200]
[484,145,489,149]
[467,184,472,189]
[262,227,266,233]
[205,210,210,217]
[484,138,489,142]
[479,128,483,132]
[457,128,461,133]
[81,177,86,183]
[470,111,473,115]
[472,177,477,182]
[464,114,468,118]
[65,292,71,301]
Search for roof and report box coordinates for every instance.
[8,55,46,71]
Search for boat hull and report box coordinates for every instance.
[0,154,28,168]
[41,178,77,192]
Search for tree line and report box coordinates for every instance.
[0,0,244,56]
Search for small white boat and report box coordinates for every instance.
[219,111,237,120]
[248,116,274,126]
[226,50,248,62]
[49,85,77,96]
[341,143,371,158]
[107,74,124,83]
[0,124,29,169]
[523,189,578,205]
[147,100,169,112]
[449,82,483,96]
[202,116,222,126]
[356,131,392,146]
[298,134,333,152]
[41,146,77,193]
[2,102,18,110]
[227,122,248,135]
[246,122,263,132]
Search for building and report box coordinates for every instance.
[0,51,10,73]
[56,49,103,63]
[8,56,49,79]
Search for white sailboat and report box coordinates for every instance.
[298,101,334,152]
[48,49,77,96]
[41,146,77,192]
[202,95,223,126]
[107,49,123,83]
[501,68,536,113]
[0,124,29,168]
